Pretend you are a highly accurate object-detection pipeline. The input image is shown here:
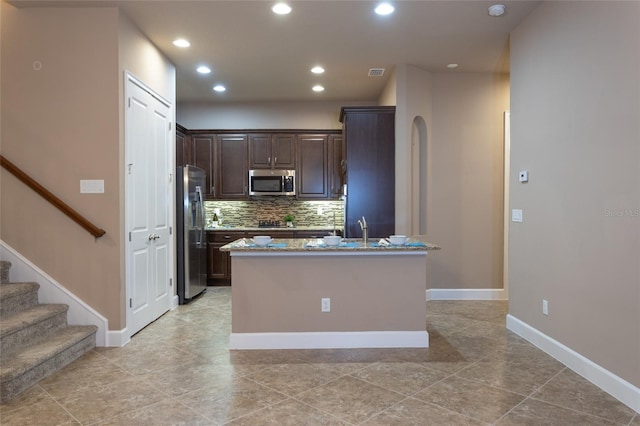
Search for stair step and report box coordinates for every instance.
[0,325,98,403]
[0,283,40,318]
[0,304,70,357]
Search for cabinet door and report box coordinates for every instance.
[208,242,228,281]
[328,134,343,198]
[176,130,187,167]
[297,134,329,199]
[216,134,248,199]
[271,134,296,169]
[249,134,295,169]
[248,134,271,169]
[341,107,395,238]
[208,231,244,284]
[192,135,215,195]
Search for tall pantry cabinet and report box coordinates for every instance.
[340,106,395,238]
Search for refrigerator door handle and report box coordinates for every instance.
[195,185,205,246]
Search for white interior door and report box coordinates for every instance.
[125,74,173,336]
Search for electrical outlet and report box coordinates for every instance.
[542,299,549,316]
[317,207,324,215]
[321,298,331,312]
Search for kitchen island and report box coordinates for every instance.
[221,237,440,350]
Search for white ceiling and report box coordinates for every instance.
[12,0,541,103]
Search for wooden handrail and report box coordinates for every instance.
[0,155,106,238]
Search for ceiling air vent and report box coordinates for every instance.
[368,68,385,77]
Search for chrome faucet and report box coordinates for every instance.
[357,216,368,244]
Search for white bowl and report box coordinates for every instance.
[388,235,408,245]
[323,235,342,246]
[252,236,272,246]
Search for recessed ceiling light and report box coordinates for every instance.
[488,4,506,17]
[172,38,190,48]
[197,66,211,74]
[272,3,292,15]
[213,85,226,92]
[311,66,325,74]
[375,3,395,16]
[447,63,459,69]
[312,85,325,92]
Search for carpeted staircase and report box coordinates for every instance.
[0,260,97,403]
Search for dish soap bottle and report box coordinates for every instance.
[212,212,219,228]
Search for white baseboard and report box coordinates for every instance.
[1,240,109,346]
[106,328,130,347]
[230,330,429,350]
[426,288,507,301]
[507,314,640,413]
[171,294,179,310]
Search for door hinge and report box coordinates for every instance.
[169,278,173,287]
[129,298,132,308]
[128,97,131,108]
[169,226,172,235]
[129,232,132,242]
[169,122,172,130]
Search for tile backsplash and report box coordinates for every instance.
[204,199,344,228]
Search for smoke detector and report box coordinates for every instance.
[368,68,385,77]
[488,4,506,17]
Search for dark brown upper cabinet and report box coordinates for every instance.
[340,106,395,238]
[297,134,329,199]
[215,134,248,199]
[328,134,344,199]
[191,134,215,196]
[248,133,295,169]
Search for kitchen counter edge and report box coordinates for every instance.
[220,237,441,253]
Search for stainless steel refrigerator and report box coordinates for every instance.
[176,165,207,304]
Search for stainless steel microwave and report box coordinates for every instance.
[248,169,295,196]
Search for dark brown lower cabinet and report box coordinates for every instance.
[207,231,244,285]
[207,229,339,285]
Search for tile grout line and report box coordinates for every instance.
[492,366,569,424]
[36,384,84,426]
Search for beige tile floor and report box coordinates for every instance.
[1,287,638,425]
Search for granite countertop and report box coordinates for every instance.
[220,236,441,252]
[206,226,343,232]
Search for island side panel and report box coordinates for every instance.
[231,254,427,333]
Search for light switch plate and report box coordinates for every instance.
[512,209,523,222]
[80,179,104,193]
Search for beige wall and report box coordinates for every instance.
[394,65,509,290]
[394,64,433,236]
[176,100,373,130]
[1,4,122,325]
[0,3,175,330]
[510,1,640,387]
[428,73,509,290]
[231,254,427,333]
